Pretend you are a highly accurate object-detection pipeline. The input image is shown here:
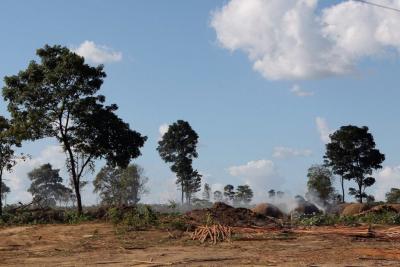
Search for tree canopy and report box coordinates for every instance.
[28,163,71,207]
[306,164,335,205]
[157,120,201,204]
[235,185,254,205]
[0,116,21,215]
[386,188,400,204]
[93,164,148,206]
[2,45,147,213]
[324,125,385,203]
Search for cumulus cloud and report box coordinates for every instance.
[73,40,122,64]
[273,146,312,159]
[211,0,400,80]
[3,145,66,204]
[228,159,284,201]
[290,84,314,97]
[158,123,169,141]
[316,117,332,144]
[373,165,400,201]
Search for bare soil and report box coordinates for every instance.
[1,222,400,266]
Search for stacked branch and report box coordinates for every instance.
[191,224,232,244]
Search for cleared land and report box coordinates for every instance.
[1,223,400,266]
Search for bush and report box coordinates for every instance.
[107,205,159,230]
[296,210,400,226]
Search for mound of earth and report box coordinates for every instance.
[327,203,351,215]
[294,202,320,215]
[252,203,284,218]
[358,204,399,216]
[186,202,279,227]
[386,204,400,212]
[341,203,371,216]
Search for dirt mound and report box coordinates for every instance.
[341,203,370,216]
[252,203,284,218]
[358,204,399,216]
[186,202,279,227]
[294,202,320,215]
[327,203,351,215]
[387,204,400,212]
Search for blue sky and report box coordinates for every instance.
[1,0,400,205]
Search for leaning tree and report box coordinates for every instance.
[2,45,147,213]
[324,125,385,203]
[157,120,201,204]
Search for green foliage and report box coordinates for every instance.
[235,185,254,205]
[64,211,91,224]
[0,116,21,216]
[296,211,400,226]
[306,165,335,204]
[157,120,201,204]
[204,212,214,226]
[28,163,71,207]
[324,125,385,203]
[386,188,400,203]
[2,45,147,213]
[224,184,235,202]
[94,164,148,206]
[107,205,159,230]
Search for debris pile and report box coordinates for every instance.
[252,203,284,218]
[186,202,279,227]
[191,224,232,244]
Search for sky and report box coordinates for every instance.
[1,0,400,205]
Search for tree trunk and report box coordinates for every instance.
[358,182,363,203]
[341,177,345,203]
[181,183,184,205]
[73,179,83,214]
[0,169,3,217]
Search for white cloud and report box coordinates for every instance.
[3,145,66,204]
[211,0,400,80]
[273,146,312,159]
[74,41,122,64]
[290,84,314,97]
[228,159,284,202]
[373,165,400,201]
[316,117,332,144]
[158,124,169,141]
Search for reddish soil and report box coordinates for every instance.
[1,222,400,266]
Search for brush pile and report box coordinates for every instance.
[191,224,232,244]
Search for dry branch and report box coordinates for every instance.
[191,224,232,244]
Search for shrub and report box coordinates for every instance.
[107,205,159,230]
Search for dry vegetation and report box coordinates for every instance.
[1,202,400,266]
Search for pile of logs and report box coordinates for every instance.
[191,224,232,244]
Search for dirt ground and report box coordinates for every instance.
[1,223,400,266]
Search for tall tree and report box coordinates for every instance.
[0,116,21,216]
[324,125,385,203]
[2,45,147,213]
[235,185,254,205]
[93,164,148,206]
[213,190,223,202]
[202,183,211,201]
[223,184,235,202]
[157,120,200,204]
[1,181,10,207]
[306,165,335,205]
[28,163,71,207]
[268,189,276,199]
[386,188,400,204]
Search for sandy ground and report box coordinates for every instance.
[1,222,400,266]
